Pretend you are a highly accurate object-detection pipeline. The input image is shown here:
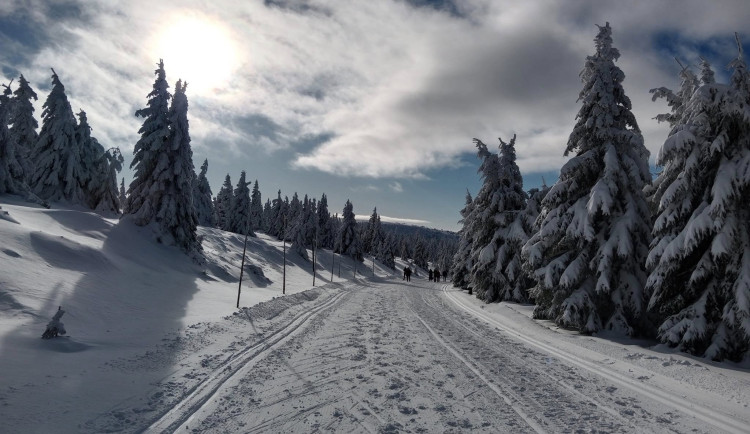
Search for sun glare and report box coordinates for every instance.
[154,14,238,95]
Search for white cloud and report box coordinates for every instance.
[389,181,403,193]
[4,0,750,180]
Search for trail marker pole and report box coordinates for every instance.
[282,216,287,295]
[236,227,249,308]
[312,234,316,287]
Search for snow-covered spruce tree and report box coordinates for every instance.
[289,195,312,260]
[159,79,199,252]
[118,177,127,208]
[376,233,396,269]
[522,23,651,335]
[285,193,301,241]
[214,174,233,231]
[400,240,411,261]
[250,179,263,231]
[461,139,501,298]
[317,193,332,248]
[266,190,284,238]
[75,110,120,212]
[31,69,86,203]
[516,184,550,301]
[0,83,26,195]
[412,237,429,270]
[125,60,170,219]
[470,135,527,303]
[337,199,362,261]
[193,159,214,227]
[229,170,252,235]
[646,42,750,361]
[125,72,200,253]
[9,74,38,182]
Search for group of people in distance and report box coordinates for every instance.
[428,268,447,282]
[401,265,448,283]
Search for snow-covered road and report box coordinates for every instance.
[128,277,748,433]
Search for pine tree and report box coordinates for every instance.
[0,82,26,195]
[412,237,429,270]
[337,199,362,261]
[215,174,233,231]
[31,69,85,203]
[250,180,263,230]
[517,184,550,301]
[470,135,528,303]
[125,60,171,221]
[522,23,651,335]
[267,190,284,238]
[75,110,117,212]
[230,170,252,235]
[118,177,127,208]
[262,198,272,232]
[158,79,199,252]
[646,40,750,361]
[9,74,38,183]
[193,159,214,226]
[289,194,312,260]
[317,193,332,248]
[451,190,475,289]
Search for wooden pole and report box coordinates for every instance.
[312,235,316,287]
[282,216,287,295]
[236,230,249,308]
[330,249,335,282]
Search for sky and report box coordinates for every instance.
[1,0,749,231]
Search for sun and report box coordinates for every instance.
[153,14,238,95]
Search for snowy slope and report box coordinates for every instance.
[1,198,749,433]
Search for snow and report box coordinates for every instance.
[1,198,749,433]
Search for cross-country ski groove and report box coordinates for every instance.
[416,288,639,430]
[142,288,350,433]
[442,285,749,434]
[410,306,547,433]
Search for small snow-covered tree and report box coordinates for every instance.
[451,190,475,289]
[250,179,263,230]
[193,159,214,226]
[118,177,127,208]
[337,199,362,261]
[9,74,38,182]
[522,23,651,336]
[229,170,252,235]
[646,41,750,361]
[31,69,86,203]
[215,174,232,231]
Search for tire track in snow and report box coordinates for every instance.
[142,288,350,433]
[442,285,749,434]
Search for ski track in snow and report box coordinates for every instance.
[76,276,749,434]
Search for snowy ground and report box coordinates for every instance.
[1,199,749,433]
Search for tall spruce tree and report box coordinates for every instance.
[250,180,263,230]
[317,193,332,248]
[125,60,171,222]
[31,70,85,203]
[230,170,252,235]
[9,74,38,182]
[522,23,651,335]
[193,159,214,226]
[118,177,127,208]
[646,42,750,361]
[471,135,528,303]
[215,174,233,231]
[337,199,362,261]
[160,79,199,252]
[451,190,475,289]
[0,83,25,195]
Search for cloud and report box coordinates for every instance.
[354,213,430,226]
[2,0,750,182]
[389,181,403,193]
